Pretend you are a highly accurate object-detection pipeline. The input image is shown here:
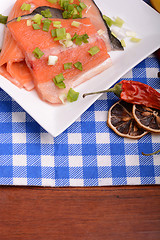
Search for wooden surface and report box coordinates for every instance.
[0,185,160,240]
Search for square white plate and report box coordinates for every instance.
[0,0,160,137]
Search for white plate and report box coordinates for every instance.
[0,0,160,137]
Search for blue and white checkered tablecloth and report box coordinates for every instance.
[0,53,160,187]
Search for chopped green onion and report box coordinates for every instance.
[71,33,89,45]
[46,0,57,3]
[113,17,124,28]
[53,73,66,88]
[74,61,83,71]
[21,3,31,11]
[27,19,32,26]
[79,2,87,10]
[88,46,100,56]
[103,15,113,27]
[41,9,52,18]
[67,88,79,102]
[111,31,118,39]
[32,14,43,25]
[64,62,72,70]
[42,19,52,32]
[82,33,89,43]
[53,21,62,28]
[60,39,73,48]
[71,21,81,27]
[121,39,126,47]
[51,29,56,37]
[17,16,21,22]
[0,14,8,24]
[48,56,58,65]
[32,23,41,30]
[130,37,141,42]
[71,33,78,41]
[54,28,66,40]
[32,47,44,59]
[66,33,71,40]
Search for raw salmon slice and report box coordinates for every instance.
[8,17,111,104]
[0,0,70,90]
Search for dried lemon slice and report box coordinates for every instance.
[107,100,148,139]
[132,104,160,133]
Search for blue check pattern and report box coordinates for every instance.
[0,54,160,187]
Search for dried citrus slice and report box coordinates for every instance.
[107,100,148,139]
[133,104,160,133]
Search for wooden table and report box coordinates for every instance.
[0,185,160,240]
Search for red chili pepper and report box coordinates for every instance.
[83,80,160,110]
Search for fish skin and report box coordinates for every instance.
[7,6,63,24]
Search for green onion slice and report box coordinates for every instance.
[46,0,57,3]
[42,19,52,32]
[67,88,79,102]
[53,73,66,88]
[88,46,100,56]
[41,9,52,18]
[53,21,62,28]
[17,16,21,22]
[32,47,44,59]
[21,3,31,11]
[64,62,72,70]
[32,24,41,30]
[54,28,66,40]
[32,14,43,25]
[73,61,83,71]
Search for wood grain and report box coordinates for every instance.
[0,185,160,240]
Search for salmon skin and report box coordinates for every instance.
[0,0,121,104]
[7,6,63,24]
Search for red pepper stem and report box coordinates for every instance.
[83,83,122,98]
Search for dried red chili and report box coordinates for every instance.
[83,80,160,110]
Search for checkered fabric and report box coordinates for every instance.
[0,54,160,187]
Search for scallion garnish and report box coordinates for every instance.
[48,56,58,65]
[88,46,100,56]
[67,88,79,102]
[51,29,57,37]
[41,9,52,18]
[32,14,43,25]
[32,23,41,30]
[20,3,31,11]
[17,16,21,22]
[79,2,87,10]
[130,37,141,42]
[54,28,66,40]
[32,47,44,59]
[71,33,89,45]
[71,21,80,28]
[46,0,57,3]
[53,21,62,28]
[53,73,66,88]
[42,19,52,32]
[64,62,72,70]
[74,61,82,71]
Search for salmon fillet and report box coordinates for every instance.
[0,0,114,104]
[0,0,64,90]
[8,17,111,104]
